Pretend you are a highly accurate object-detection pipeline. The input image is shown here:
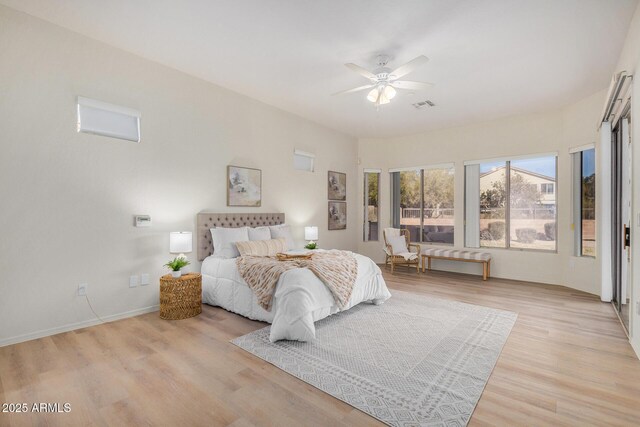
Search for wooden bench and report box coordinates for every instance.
[421,248,492,280]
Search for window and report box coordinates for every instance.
[363,170,380,241]
[391,165,455,244]
[478,161,507,248]
[466,154,557,251]
[423,168,455,244]
[77,96,141,142]
[573,148,596,257]
[293,149,315,172]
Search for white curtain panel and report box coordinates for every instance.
[598,121,612,302]
[464,164,480,248]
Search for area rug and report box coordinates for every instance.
[231,290,517,426]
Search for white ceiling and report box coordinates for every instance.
[2,0,637,138]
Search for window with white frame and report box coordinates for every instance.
[391,165,455,244]
[293,149,315,172]
[541,183,554,194]
[572,147,596,257]
[465,154,557,251]
[363,170,380,241]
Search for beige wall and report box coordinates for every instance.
[358,90,605,294]
[0,6,358,345]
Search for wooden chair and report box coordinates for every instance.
[383,228,420,273]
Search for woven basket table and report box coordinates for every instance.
[159,273,202,320]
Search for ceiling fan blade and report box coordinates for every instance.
[331,84,375,96]
[389,55,429,79]
[345,63,377,81]
[391,80,434,91]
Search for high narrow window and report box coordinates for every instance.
[391,165,455,244]
[363,170,380,241]
[572,148,596,257]
[466,154,557,251]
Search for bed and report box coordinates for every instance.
[197,212,391,342]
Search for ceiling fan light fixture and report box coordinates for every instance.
[337,54,432,107]
[366,88,379,103]
[378,91,391,105]
[383,85,396,100]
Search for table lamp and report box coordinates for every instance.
[304,226,318,249]
[170,231,193,260]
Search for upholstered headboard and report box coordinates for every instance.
[196,212,285,261]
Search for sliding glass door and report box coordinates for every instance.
[611,110,632,333]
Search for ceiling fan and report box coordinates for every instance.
[333,54,433,106]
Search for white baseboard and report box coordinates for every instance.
[0,305,159,348]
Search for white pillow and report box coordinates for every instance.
[236,238,287,257]
[210,227,249,258]
[248,226,271,241]
[269,224,294,250]
[387,235,409,254]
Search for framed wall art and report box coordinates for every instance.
[227,165,262,207]
[328,201,347,230]
[328,170,346,201]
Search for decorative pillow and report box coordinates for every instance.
[210,227,249,258]
[236,238,287,257]
[248,226,271,241]
[269,224,294,250]
[387,235,409,254]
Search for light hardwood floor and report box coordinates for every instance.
[1,268,640,426]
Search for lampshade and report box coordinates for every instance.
[367,85,396,104]
[169,232,192,254]
[367,88,379,103]
[304,226,318,241]
[383,85,396,100]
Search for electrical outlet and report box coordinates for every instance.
[78,283,87,296]
[140,273,150,286]
[129,275,139,288]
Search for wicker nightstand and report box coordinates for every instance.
[159,273,202,320]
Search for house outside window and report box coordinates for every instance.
[465,154,557,251]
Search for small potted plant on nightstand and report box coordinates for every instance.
[164,257,190,278]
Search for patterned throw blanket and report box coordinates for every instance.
[236,250,358,311]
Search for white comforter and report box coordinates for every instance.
[201,251,391,342]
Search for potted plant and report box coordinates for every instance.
[164,257,190,278]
